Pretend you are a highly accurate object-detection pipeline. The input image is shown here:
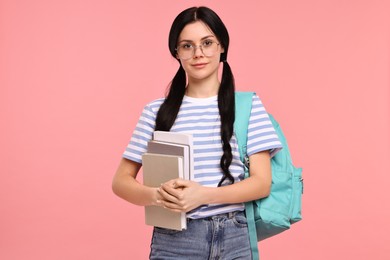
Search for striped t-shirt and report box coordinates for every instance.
[123,93,282,219]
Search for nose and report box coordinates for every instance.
[193,45,204,58]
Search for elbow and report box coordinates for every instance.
[257,180,271,199]
[261,183,271,198]
[111,177,121,197]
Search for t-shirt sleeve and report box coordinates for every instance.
[246,94,283,157]
[122,103,157,164]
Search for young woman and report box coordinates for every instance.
[112,6,282,259]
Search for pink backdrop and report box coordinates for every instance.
[1,0,389,259]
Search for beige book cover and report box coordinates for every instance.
[147,140,190,181]
[142,153,186,231]
[153,131,194,180]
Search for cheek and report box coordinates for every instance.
[180,60,191,71]
[211,55,222,66]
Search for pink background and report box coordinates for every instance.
[1,0,389,259]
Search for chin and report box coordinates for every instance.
[188,69,219,80]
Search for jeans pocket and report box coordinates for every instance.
[232,212,248,228]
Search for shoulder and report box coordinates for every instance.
[251,93,264,106]
[143,97,165,113]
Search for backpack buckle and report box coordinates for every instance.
[244,155,250,169]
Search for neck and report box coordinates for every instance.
[186,77,220,98]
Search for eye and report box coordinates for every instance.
[180,43,193,49]
[202,40,214,47]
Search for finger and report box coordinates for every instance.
[162,200,195,213]
[161,201,184,212]
[161,183,182,197]
[171,179,189,188]
[158,186,180,203]
[163,179,177,188]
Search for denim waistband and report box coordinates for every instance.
[189,210,245,221]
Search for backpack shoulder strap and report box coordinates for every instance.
[234,91,254,172]
[234,91,259,260]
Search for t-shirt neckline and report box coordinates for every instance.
[183,95,218,103]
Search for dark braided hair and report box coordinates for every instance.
[155,6,236,186]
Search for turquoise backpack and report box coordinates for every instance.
[234,92,303,260]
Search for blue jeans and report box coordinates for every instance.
[149,211,252,260]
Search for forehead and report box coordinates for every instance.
[178,21,215,42]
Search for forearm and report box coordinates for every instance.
[158,174,270,213]
[202,151,272,205]
[112,176,157,206]
[112,158,158,206]
[202,175,270,205]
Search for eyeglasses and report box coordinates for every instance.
[176,40,221,60]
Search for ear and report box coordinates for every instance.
[220,46,225,54]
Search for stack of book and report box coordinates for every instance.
[142,131,193,231]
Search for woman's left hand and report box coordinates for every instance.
[158,179,206,213]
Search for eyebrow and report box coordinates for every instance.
[178,35,216,44]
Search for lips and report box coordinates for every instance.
[192,63,208,68]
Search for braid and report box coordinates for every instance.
[217,61,236,186]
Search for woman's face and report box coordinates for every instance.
[176,21,224,83]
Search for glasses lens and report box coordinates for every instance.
[176,44,192,60]
[177,42,219,60]
[202,42,218,57]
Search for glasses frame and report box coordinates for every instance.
[175,41,221,60]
